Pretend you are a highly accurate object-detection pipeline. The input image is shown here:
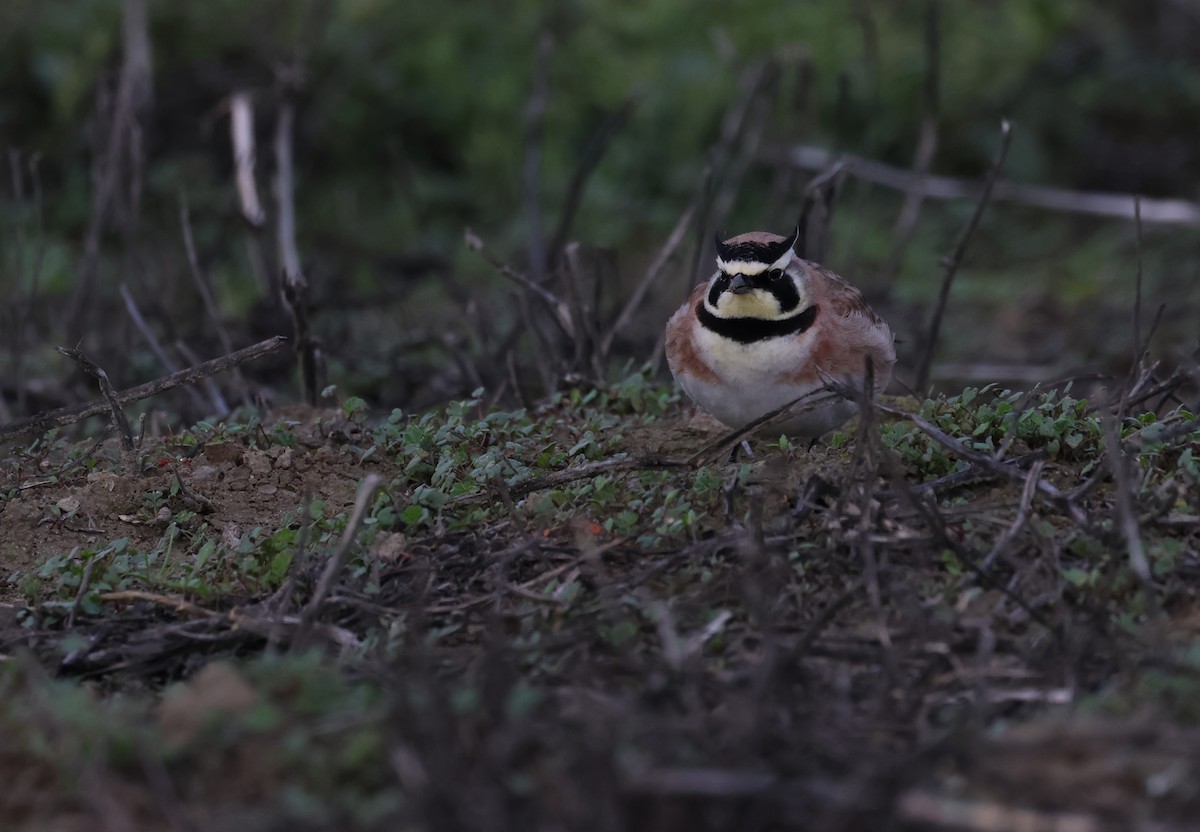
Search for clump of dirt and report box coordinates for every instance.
[0,407,394,603]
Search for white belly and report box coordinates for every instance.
[679,329,857,437]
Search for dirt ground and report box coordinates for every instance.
[2,396,1199,830]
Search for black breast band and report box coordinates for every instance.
[697,303,819,344]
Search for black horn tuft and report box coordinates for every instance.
[714,232,733,262]
[715,230,798,267]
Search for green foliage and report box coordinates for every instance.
[881,385,1106,478]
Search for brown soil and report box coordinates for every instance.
[0,406,390,603]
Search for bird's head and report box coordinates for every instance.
[704,227,810,322]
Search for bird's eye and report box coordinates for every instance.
[767,269,784,281]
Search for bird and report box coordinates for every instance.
[665,227,895,438]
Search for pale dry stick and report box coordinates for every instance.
[57,347,137,460]
[293,474,384,649]
[464,228,564,316]
[709,61,779,239]
[522,32,553,285]
[877,0,940,291]
[118,283,210,414]
[867,411,1063,639]
[685,388,845,467]
[7,150,49,419]
[622,768,776,799]
[179,192,251,407]
[174,340,229,416]
[1102,410,1160,621]
[98,589,218,618]
[915,119,1014,392]
[63,0,152,333]
[444,455,690,510]
[561,243,603,377]
[274,97,302,282]
[871,398,1095,532]
[793,160,845,262]
[16,435,108,491]
[547,91,639,271]
[229,91,266,227]
[896,790,1101,832]
[1133,195,1144,364]
[66,547,92,628]
[601,198,697,359]
[678,62,774,293]
[647,162,713,376]
[0,336,286,443]
[273,93,322,406]
[981,459,1044,570]
[465,228,571,391]
[775,144,1200,227]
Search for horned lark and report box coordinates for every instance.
[665,228,895,437]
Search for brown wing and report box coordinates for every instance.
[795,260,896,390]
[807,261,888,327]
[664,283,720,383]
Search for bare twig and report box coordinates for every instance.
[273,94,302,283]
[229,91,266,227]
[794,161,844,264]
[446,455,690,508]
[547,92,639,270]
[772,144,1200,227]
[522,32,553,285]
[877,0,940,290]
[179,191,251,407]
[1,336,286,443]
[561,243,605,378]
[897,790,1100,832]
[464,228,563,312]
[709,61,779,250]
[915,119,1014,392]
[63,0,153,333]
[56,346,137,458]
[1102,410,1160,620]
[981,459,1044,569]
[294,474,384,648]
[602,198,697,359]
[464,227,572,391]
[686,389,845,466]
[1133,195,1144,363]
[174,339,230,416]
[99,590,219,619]
[118,283,209,414]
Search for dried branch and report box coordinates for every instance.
[63,0,153,333]
[174,340,230,416]
[464,228,562,311]
[179,191,251,408]
[229,91,266,227]
[877,0,940,289]
[118,283,209,414]
[981,459,1044,570]
[294,474,384,648]
[773,143,1200,227]
[56,346,137,459]
[602,197,697,359]
[547,92,639,270]
[273,95,302,283]
[1,336,286,443]
[522,32,553,285]
[1133,195,1145,364]
[446,454,690,509]
[1102,410,1160,619]
[915,119,1013,392]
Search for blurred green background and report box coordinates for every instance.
[2,0,1199,418]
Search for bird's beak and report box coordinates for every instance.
[729,274,752,294]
